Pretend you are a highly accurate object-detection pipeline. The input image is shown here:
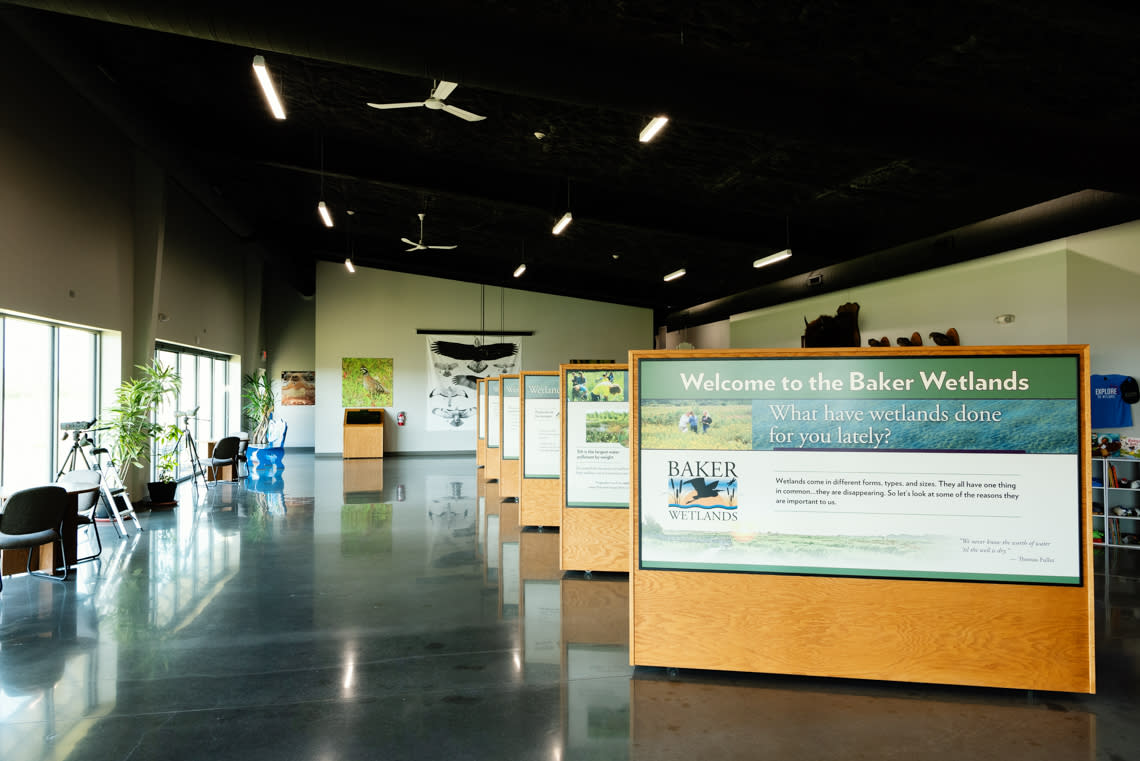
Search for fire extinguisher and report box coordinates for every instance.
[397,411,406,426]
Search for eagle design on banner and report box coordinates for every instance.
[425,335,523,431]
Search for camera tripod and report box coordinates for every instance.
[57,427,97,478]
[56,422,143,537]
[176,408,211,492]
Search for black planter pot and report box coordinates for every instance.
[147,480,177,506]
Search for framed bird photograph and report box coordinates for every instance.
[342,357,394,407]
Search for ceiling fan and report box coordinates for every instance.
[402,213,458,252]
[367,80,486,122]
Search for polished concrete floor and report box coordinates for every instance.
[1,453,1139,760]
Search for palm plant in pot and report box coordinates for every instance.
[148,420,184,505]
[242,372,285,473]
[101,360,182,505]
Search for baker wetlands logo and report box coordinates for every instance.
[667,460,739,521]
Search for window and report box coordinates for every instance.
[0,315,99,486]
[154,343,231,480]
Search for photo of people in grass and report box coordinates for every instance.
[640,400,751,450]
[567,369,626,402]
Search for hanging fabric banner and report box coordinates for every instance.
[425,334,523,431]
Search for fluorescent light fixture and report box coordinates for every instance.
[552,211,572,235]
[344,257,355,273]
[663,267,686,282]
[318,201,334,228]
[252,55,286,120]
[639,115,669,143]
[513,263,527,278]
[753,248,792,269]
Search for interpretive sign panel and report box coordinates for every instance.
[487,378,501,450]
[564,366,630,508]
[502,375,521,461]
[637,354,1082,585]
[522,373,561,479]
[478,378,487,442]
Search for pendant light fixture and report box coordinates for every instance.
[664,267,687,282]
[639,115,669,143]
[252,55,286,120]
[755,217,792,268]
[513,241,527,278]
[317,137,333,228]
[552,179,572,235]
[344,209,356,273]
[753,249,792,269]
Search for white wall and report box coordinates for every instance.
[660,320,731,350]
[727,219,1140,436]
[1067,219,1140,439]
[730,243,1070,349]
[314,263,653,454]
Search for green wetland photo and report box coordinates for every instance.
[640,400,752,450]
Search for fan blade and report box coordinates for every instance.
[367,101,426,110]
[441,104,486,122]
[400,238,418,246]
[427,244,458,250]
[432,80,458,100]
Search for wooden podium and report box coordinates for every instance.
[343,408,384,458]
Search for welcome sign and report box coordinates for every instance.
[637,354,1082,585]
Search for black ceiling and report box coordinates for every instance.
[5,1,1140,328]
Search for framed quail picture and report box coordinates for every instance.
[342,357,393,407]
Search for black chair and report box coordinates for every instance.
[201,436,241,486]
[236,432,249,478]
[0,484,70,592]
[56,469,103,563]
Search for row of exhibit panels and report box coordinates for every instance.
[474,480,1097,761]
[473,346,1095,693]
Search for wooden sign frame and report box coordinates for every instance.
[560,363,630,573]
[629,346,1094,693]
[485,376,502,481]
[476,378,487,469]
[520,371,562,527]
[500,374,521,498]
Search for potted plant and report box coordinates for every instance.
[101,360,182,505]
[242,372,275,445]
[242,372,287,474]
[147,420,184,505]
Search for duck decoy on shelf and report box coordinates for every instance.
[930,328,961,346]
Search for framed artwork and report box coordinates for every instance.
[280,370,315,406]
[342,357,393,407]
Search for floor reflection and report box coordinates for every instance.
[0,455,1136,761]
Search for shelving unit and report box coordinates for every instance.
[1092,457,1140,573]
